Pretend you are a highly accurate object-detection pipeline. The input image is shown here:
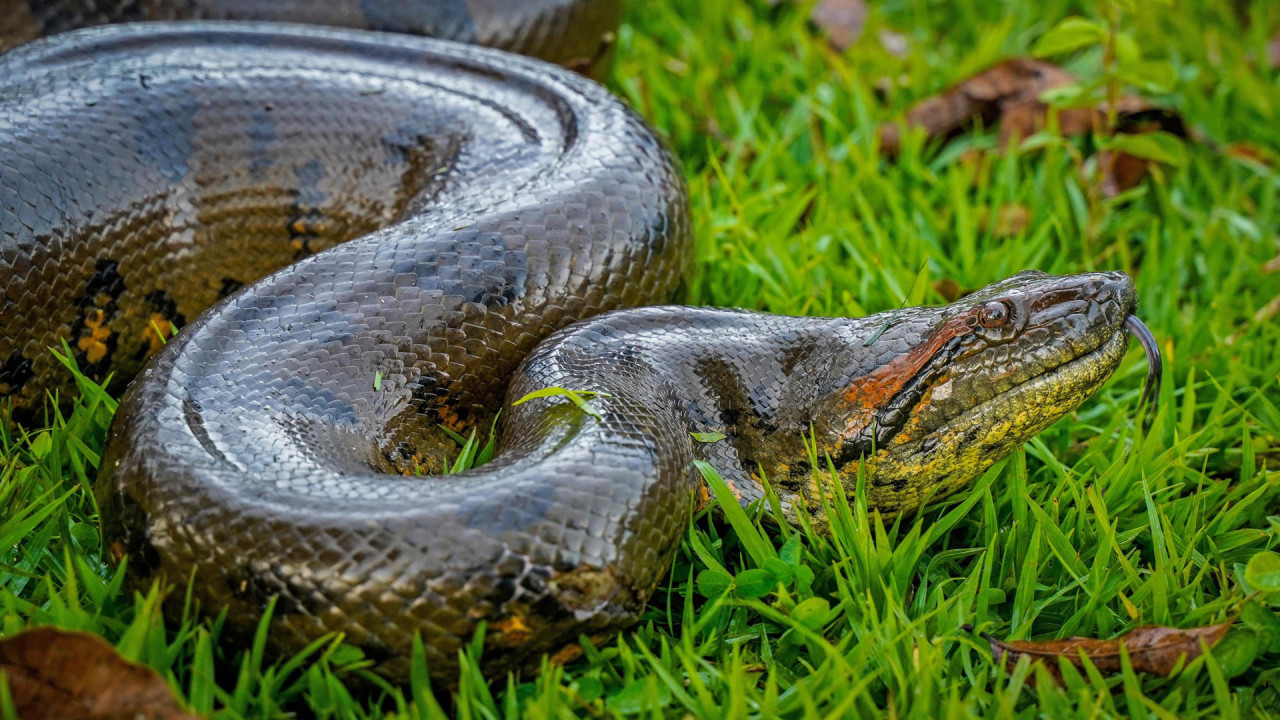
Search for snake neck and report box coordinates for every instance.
[510,271,1135,528]
[503,306,876,523]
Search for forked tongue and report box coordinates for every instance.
[1123,315,1162,428]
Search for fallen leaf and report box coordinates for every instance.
[1100,110,1188,195]
[982,622,1232,683]
[1224,141,1277,168]
[878,58,1188,195]
[766,0,872,52]
[808,0,868,51]
[0,627,199,720]
[1269,33,1280,69]
[879,58,1077,155]
[932,277,962,302]
[1096,149,1152,197]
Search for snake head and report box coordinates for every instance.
[814,270,1143,516]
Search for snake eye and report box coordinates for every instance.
[978,300,1012,328]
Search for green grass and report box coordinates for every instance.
[4,0,1280,717]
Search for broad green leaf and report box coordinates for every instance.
[1114,31,1140,64]
[1241,600,1280,653]
[1245,550,1280,592]
[69,522,98,552]
[690,431,726,443]
[1032,17,1107,57]
[791,597,831,630]
[29,432,51,459]
[795,564,815,595]
[763,557,794,585]
[575,676,604,702]
[1211,629,1258,679]
[1115,60,1177,93]
[1039,82,1103,109]
[779,533,803,566]
[1107,132,1186,166]
[696,569,732,598]
[734,568,776,598]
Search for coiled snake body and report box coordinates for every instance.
[0,1,1157,683]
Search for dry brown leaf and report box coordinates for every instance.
[1100,107,1189,195]
[1269,33,1280,69]
[808,0,868,51]
[877,58,1182,154]
[1224,141,1277,168]
[877,58,1188,196]
[767,0,871,51]
[983,622,1232,683]
[1096,149,1153,197]
[879,58,1076,155]
[0,627,199,720]
[932,277,962,302]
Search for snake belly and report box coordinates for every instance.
[0,22,692,681]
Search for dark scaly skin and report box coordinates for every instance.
[1,22,690,682]
[0,0,621,77]
[0,22,1145,684]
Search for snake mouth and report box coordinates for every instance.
[849,327,1132,515]
[894,326,1132,470]
[867,311,1159,513]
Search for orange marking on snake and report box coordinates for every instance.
[78,308,113,364]
[840,315,972,441]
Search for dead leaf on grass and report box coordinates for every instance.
[0,627,199,720]
[766,0,870,52]
[981,622,1232,684]
[932,277,963,302]
[878,58,1188,195]
[808,0,868,51]
[878,58,1077,155]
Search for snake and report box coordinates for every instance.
[0,1,1162,684]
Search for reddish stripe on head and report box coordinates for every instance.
[839,314,972,439]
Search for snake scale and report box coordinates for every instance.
[0,0,1159,684]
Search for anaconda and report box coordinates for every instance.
[0,8,1160,684]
